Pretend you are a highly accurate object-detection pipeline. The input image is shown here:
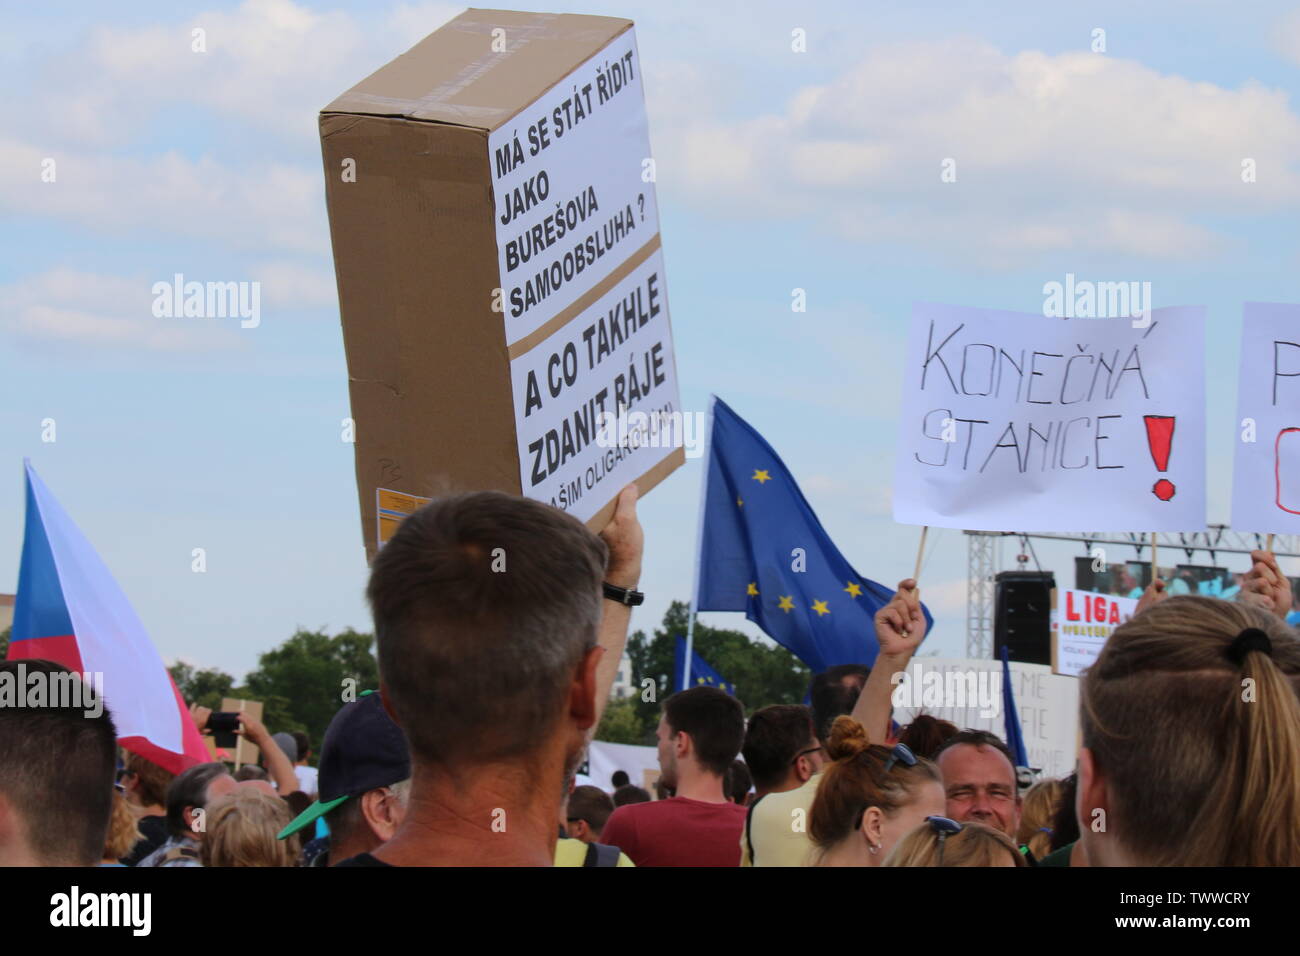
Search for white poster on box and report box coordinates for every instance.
[1231,303,1300,534]
[490,28,660,348]
[509,249,680,523]
[893,303,1206,532]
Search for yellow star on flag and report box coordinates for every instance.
[811,599,831,617]
[752,469,771,484]
[777,595,795,613]
[696,677,706,685]
[844,581,863,598]
[746,582,759,597]
[736,496,744,508]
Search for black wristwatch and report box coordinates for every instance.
[603,581,645,606]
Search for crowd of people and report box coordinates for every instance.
[2,483,1299,867]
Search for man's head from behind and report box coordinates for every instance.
[742,704,822,795]
[657,687,746,791]
[566,785,614,842]
[809,664,870,744]
[166,761,237,841]
[934,730,1021,837]
[368,492,608,780]
[0,660,118,866]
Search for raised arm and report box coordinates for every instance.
[594,484,644,724]
[1238,549,1293,620]
[237,713,299,794]
[851,579,925,744]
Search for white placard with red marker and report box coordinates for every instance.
[1231,303,1300,534]
[1051,588,1137,678]
[892,303,1206,532]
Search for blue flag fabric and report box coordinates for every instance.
[674,637,737,695]
[695,397,932,673]
[1000,646,1029,767]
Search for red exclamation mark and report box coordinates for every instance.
[1144,415,1176,501]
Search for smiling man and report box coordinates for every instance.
[933,730,1024,848]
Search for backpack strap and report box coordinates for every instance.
[744,793,767,866]
[583,842,623,867]
[160,845,200,866]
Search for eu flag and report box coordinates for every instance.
[695,397,931,673]
[674,636,736,695]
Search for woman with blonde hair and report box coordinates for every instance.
[883,817,1026,867]
[807,716,945,866]
[100,788,142,866]
[200,786,296,868]
[1079,595,1300,866]
[1015,778,1065,860]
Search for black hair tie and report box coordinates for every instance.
[1226,627,1272,666]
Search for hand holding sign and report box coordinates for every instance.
[1239,549,1292,621]
[875,579,926,656]
[599,483,643,589]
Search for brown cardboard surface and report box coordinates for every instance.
[325,10,631,132]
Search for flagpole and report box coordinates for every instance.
[913,525,929,582]
[683,396,716,690]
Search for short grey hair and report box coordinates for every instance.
[367,491,607,766]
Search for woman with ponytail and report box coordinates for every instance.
[1078,595,1300,866]
[807,715,945,866]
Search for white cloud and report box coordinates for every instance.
[1277,10,1300,67]
[653,37,1300,264]
[0,138,324,254]
[33,0,463,148]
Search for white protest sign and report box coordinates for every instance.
[510,249,680,522]
[891,657,1079,779]
[490,28,659,348]
[1231,302,1300,533]
[1051,588,1136,678]
[893,303,1206,531]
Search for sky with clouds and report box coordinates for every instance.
[4,0,1300,678]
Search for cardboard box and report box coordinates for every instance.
[321,9,685,559]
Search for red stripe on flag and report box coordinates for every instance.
[6,633,85,672]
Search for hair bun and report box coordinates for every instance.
[825,715,871,760]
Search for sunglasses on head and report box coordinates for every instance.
[852,744,920,830]
[925,815,963,865]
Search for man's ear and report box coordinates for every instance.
[794,755,812,784]
[569,645,605,730]
[569,819,590,841]
[1077,747,1107,841]
[361,789,402,842]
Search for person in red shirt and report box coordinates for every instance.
[602,686,747,866]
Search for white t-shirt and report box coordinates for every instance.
[295,765,319,797]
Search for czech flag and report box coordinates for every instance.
[8,461,209,774]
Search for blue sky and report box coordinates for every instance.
[3,1,1300,678]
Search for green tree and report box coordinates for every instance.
[241,628,379,757]
[595,695,650,745]
[626,600,810,730]
[0,627,9,661]
[168,661,236,711]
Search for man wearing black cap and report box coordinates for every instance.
[278,690,410,866]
